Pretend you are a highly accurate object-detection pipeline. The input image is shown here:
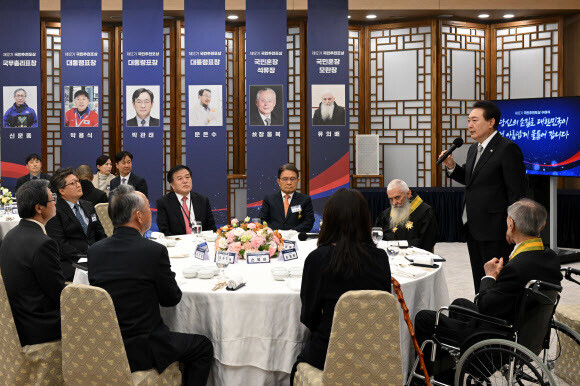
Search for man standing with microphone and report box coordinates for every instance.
[439,101,527,293]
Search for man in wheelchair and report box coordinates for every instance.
[412,199,563,385]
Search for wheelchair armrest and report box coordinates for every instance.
[446,305,512,329]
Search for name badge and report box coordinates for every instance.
[246,251,270,264]
[91,214,97,222]
[291,205,302,213]
[281,248,298,261]
[283,240,297,251]
[194,242,209,261]
[215,251,237,264]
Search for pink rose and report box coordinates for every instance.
[273,236,280,244]
[251,235,266,249]
[268,245,276,257]
[228,242,242,254]
[226,230,235,243]
[247,222,257,230]
[231,218,239,226]
[242,242,252,251]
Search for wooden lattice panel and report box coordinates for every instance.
[441,23,487,187]
[352,175,383,188]
[348,28,362,173]
[227,175,247,221]
[368,24,432,187]
[44,25,62,173]
[494,21,560,100]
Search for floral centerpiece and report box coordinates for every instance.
[1,187,13,206]
[216,217,284,259]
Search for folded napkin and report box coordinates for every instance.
[412,254,434,266]
[150,231,165,240]
[227,273,245,289]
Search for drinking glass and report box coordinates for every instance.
[216,257,230,281]
[371,227,384,245]
[192,221,202,241]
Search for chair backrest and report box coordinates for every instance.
[61,284,133,385]
[514,280,562,355]
[0,272,25,380]
[323,290,403,385]
[95,203,114,237]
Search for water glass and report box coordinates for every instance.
[216,257,230,281]
[371,227,384,245]
[192,221,202,238]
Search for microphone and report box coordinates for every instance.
[436,137,464,166]
[298,232,319,241]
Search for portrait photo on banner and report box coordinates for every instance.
[125,85,161,127]
[311,84,346,126]
[64,85,99,127]
[188,85,223,127]
[249,84,284,126]
[2,86,38,128]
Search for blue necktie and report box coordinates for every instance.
[74,204,88,235]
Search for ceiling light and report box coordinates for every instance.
[227,15,239,20]
[478,14,490,19]
[348,15,351,19]
[366,14,377,19]
[503,14,515,19]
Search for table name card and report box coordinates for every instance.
[246,251,271,264]
[195,242,209,261]
[216,251,237,264]
[281,248,298,261]
[283,240,297,251]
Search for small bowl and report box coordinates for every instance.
[289,267,303,278]
[182,267,199,278]
[271,267,289,281]
[202,233,218,242]
[197,268,215,279]
[208,266,220,276]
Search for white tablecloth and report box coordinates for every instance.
[0,216,20,240]
[74,235,449,385]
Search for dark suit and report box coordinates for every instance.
[79,179,108,206]
[414,247,563,379]
[110,173,149,198]
[249,108,282,126]
[448,133,526,292]
[88,226,213,384]
[14,172,51,193]
[46,198,107,281]
[0,220,65,346]
[259,191,315,232]
[156,191,217,235]
[126,116,160,127]
[292,244,391,378]
[312,102,346,126]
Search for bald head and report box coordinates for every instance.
[75,165,93,180]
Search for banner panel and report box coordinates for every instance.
[184,0,227,226]
[122,0,164,205]
[0,0,42,191]
[245,0,288,219]
[307,0,350,230]
[61,0,103,169]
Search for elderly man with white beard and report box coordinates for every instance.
[312,89,346,126]
[374,179,438,252]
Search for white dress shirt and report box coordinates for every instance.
[120,173,131,184]
[175,192,196,225]
[65,200,89,225]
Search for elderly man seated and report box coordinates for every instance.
[413,198,563,383]
[374,179,438,252]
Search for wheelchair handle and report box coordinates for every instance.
[561,267,580,285]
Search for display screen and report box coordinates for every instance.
[495,96,580,177]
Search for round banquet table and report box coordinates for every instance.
[0,215,20,240]
[74,234,450,385]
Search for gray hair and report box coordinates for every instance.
[387,179,409,194]
[75,164,93,180]
[14,88,27,97]
[507,198,547,237]
[16,179,50,218]
[255,88,276,102]
[108,184,145,227]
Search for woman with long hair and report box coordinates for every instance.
[290,188,391,383]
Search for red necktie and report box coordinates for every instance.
[182,196,193,234]
[284,194,290,218]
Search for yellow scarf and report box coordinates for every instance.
[409,195,423,214]
[509,238,544,260]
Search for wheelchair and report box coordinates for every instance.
[407,280,563,385]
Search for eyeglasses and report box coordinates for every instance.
[62,179,80,188]
[48,193,57,202]
[280,177,298,182]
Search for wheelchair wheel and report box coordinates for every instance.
[541,320,580,385]
[455,339,556,385]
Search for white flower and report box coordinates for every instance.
[218,238,228,249]
[234,227,245,237]
[244,216,250,223]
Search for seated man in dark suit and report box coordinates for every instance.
[109,150,149,197]
[259,164,315,232]
[374,179,438,252]
[0,179,65,346]
[14,153,51,193]
[156,165,216,235]
[414,199,562,382]
[46,167,107,281]
[88,184,213,384]
[75,164,107,206]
